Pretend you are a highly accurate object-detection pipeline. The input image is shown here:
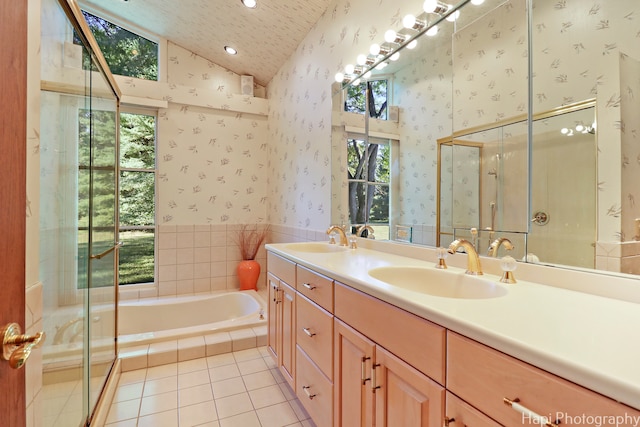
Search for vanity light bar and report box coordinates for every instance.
[341,0,480,87]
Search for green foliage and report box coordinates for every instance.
[347,139,390,224]
[119,231,155,285]
[345,79,388,119]
[78,11,158,81]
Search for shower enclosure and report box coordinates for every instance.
[40,0,120,424]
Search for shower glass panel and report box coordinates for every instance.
[40,0,118,424]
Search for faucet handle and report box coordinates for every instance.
[499,255,517,284]
[435,247,448,269]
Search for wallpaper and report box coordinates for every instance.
[453,0,528,131]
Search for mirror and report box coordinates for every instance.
[331,0,640,277]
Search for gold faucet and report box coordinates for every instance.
[326,225,349,246]
[356,225,374,238]
[447,239,483,275]
[487,237,514,257]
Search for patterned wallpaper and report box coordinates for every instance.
[453,0,528,131]
[268,0,421,230]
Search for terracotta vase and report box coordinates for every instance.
[237,259,261,291]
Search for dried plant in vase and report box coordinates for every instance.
[235,224,270,290]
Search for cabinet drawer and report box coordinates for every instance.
[296,294,333,380]
[446,392,502,427]
[296,265,334,312]
[334,282,446,385]
[296,345,333,427]
[447,332,640,427]
[267,251,296,285]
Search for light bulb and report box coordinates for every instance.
[370,44,381,55]
[375,62,388,70]
[334,72,344,82]
[561,128,569,134]
[403,14,416,29]
[356,54,367,66]
[224,46,237,55]
[345,64,355,74]
[364,71,372,79]
[407,39,418,49]
[575,124,584,132]
[446,9,460,22]
[384,29,397,43]
[471,0,484,4]
[352,78,361,86]
[423,0,438,13]
[426,25,438,36]
[390,52,400,61]
[241,0,257,8]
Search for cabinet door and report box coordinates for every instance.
[280,281,296,388]
[267,273,280,362]
[374,346,445,427]
[445,392,502,427]
[334,319,375,427]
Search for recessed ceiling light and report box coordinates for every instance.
[224,46,238,55]
[241,0,257,8]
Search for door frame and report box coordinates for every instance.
[0,0,28,425]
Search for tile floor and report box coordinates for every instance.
[104,346,316,427]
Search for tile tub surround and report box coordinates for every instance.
[119,325,268,372]
[105,347,315,427]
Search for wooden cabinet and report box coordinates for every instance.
[334,319,375,427]
[297,345,334,427]
[447,331,640,427]
[333,293,445,427]
[266,252,297,389]
[374,346,444,427]
[445,392,502,427]
[297,293,333,379]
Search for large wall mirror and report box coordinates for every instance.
[331,0,640,278]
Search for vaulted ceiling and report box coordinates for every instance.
[79,0,334,86]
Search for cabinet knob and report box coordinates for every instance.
[302,283,316,290]
[443,417,455,427]
[303,327,316,337]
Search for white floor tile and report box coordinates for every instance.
[242,370,277,391]
[218,410,262,427]
[178,369,211,389]
[143,375,178,397]
[236,358,268,375]
[105,399,140,424]
[214,392,254,419]
[106,345,314,426]
[248,384,286,409]
[178,400,218,426]
[137,409,179,427]
[255,401,299,427]
[209,364,240,381]
[178,383,214,407]
[212,377,247,398]
[140,390,178,417]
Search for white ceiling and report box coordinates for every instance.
[79,0,334,86]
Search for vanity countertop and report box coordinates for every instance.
[266,242,640,410]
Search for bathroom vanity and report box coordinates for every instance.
[266,242,640,427]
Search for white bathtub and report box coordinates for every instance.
[117,290,267,348]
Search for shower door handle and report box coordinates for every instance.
[91,241,123,260]
[1,323,45,369]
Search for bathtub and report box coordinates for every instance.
[117,290,267,347]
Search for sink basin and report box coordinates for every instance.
[368,266,507,299]
[283,242,349,253]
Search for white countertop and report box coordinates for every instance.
[266,242,640,410]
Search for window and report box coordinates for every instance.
[119,111,156,285]
[76,11,158,81]
[347,136,390,239]
[344,79,389,120]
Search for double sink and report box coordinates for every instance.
[281,242,507,300]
